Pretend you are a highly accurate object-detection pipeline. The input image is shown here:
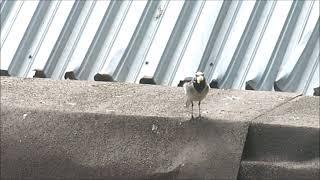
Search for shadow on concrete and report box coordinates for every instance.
[1,107,248,180]
[242,123,319,162]
[238,123,320,180]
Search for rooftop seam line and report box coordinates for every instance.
[59,1,97,79]
[298,0,314,43]
[239,1,276,88]
[250,93,303,122]
[168,1,206,85]
[25,1,61,78]
[303,55,319,95]
[0,1,23,49]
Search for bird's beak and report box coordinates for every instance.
[196,76,204,83]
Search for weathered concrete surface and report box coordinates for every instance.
[239,96,320,180]
[0,77,319,179]
[239,160,320,180]
[1,106,248,179]
[254,96,319,127]
[0,77,298,121]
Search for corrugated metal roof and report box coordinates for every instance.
[1,0,319,95]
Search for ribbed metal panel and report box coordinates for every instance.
[1,0,319,95]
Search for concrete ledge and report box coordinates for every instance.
[1,107,248,179]
[239,160,319,180]
[239,95,320,179]
[0,77,299,121]
[239,124,319,180]
[1,77,319,179]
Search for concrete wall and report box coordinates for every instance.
[1,77,319,179]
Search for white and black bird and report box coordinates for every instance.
[184,71,209,119]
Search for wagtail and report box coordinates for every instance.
[184,72,209,119]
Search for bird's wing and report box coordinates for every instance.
[183,82,188,94]
[183,81,193,95]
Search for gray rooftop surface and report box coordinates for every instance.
[1,77,306,124]
[1,77,319,179]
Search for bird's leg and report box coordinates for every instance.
[198,101,201,118]
[191,101,194,119]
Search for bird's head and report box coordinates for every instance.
[195,71,205,84]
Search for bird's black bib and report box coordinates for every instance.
[193,80,206,93]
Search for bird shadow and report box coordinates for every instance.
[189,116,204,123]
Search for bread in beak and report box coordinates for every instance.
[196,76,204,83]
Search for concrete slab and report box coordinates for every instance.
[239,96,320,179]
[1,106,248,179]
[1,77,318,179]
[0,77,299,122]
[253,96,319,127]
[239,159,320,180]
